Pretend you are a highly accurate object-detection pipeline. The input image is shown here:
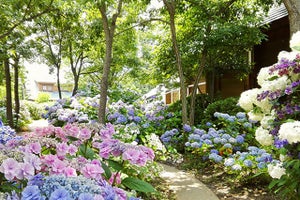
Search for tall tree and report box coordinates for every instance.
[282,0,300,36]
[4,56,13,127]
[162,0,188,124]
[0,0,54,126]
[34,9,68,99]
[96,0,123,124]
[154,0,273,125]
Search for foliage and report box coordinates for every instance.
[35,92,51,103]
[167,94,215,125]
[109,85,141,104]
[238,31,300,199]
[23,101,44,120]
[14,101,32,131]
[0,86,5,105]
[154,0,271,89]
[201,97,244,125]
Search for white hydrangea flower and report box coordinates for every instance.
[255,126,273,146]
[260,115,275,129]
[267,163,286,179]
[278,121,300,144]
[279,154,287,162]
[257,66,273,87]
[254,98,272,114]
[238,88,260,111]
[261,75,290,92]
[247,110,264,122]
[290,31,300,52]
[277,50,298,61]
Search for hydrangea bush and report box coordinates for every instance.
[238,31,300,197]
[0,122,157,199]
[43,96,173,160]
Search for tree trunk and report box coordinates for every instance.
[56,67,62,99]
[98,1,123,124]
[13,56,20,128]
[189,51,206,125]
[163,0,188,125]
[4,58,13,127]
[206,69,216,100]
[283,0,300,37]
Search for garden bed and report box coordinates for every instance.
[195,166,280,200]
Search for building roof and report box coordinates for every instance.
[263,4,288,24]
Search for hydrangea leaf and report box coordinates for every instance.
[122,177,155,193]
[101,161,112,179]
[78,144,95,159]
[107,159,123,171]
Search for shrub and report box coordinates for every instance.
[201,97,244,125]
[167,93,215,126]
[24,101,44,120]
[36,92,51,103]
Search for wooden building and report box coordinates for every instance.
[212,4,289,98]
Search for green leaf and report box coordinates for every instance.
[101,161,112,179]
[79,144,95,159]
[107,160,123,171]
[122,177,155,193]
[268,180,278,190]
[66,135,80,141]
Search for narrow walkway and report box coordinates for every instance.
[160,164,219,200]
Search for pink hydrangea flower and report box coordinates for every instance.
[63,166,77,177]
[79,128,91,140]
[68,144,78,156]
[50,159,66,175]
[98,139,119,159]
[100,123,115,140]
[29,142,42,154]
[64,124,80,137]
[42,154,58,166]
[0,158,21,180]
[24,154,41,171]
[17,162,35,180]
[56,142,69,157]
[122,148,140,165]
[54,127,67,141]
[81,163,104,179]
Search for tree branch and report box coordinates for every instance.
[0,0,54,40]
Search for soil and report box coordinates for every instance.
[192,166,281,200]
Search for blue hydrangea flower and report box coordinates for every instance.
[78,193,94,200]
[49,188,71,200]
[21,185,43,200]
[183,124,192,132]
[224,158,235,166]
[243,159,253,167]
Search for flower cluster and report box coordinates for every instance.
[107,100,142,125]
[0,120,18,144]
[237,31,300,195]
[94,139,155,166]
[183,112,256,163]
[0,122,154,199]
[43,98,89,126]
[223,146,278,173]
[20,174,130,200]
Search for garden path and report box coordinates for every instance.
[160,163,219,200]
[27,120,219,200]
